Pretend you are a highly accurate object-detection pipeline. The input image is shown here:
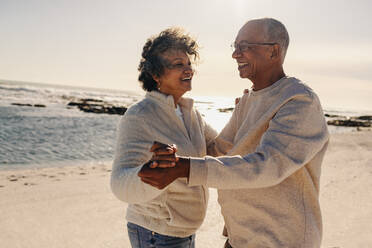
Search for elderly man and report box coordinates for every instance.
[139,18,329,248]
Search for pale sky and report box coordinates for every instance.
[1,0,371,111]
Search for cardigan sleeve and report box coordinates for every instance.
[188,93,329,189]
[110,114,166,203]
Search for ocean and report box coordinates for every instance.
[0,80,235,169]
[0,80,368,170]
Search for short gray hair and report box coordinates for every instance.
[251,18,290,63]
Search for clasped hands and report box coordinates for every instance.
[138,141,190,189]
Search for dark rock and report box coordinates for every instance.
[325,113,344,118]
[107,106,127,115]
[67,98,127,115]
[80,98,103,103]
[67,102,100,107]
[11,103,32,107]
[357,115,372,121]
[67,102,80,106]
[33,104,46,108]
[11,103,46,108]
[327,119,371,127]
[218,107,234,113]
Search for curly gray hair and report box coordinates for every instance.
[137,27,199,92]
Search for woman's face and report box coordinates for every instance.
[154,49,194,99]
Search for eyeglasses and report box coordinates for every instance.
[231,41,277,52]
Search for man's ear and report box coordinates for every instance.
[271,44,280,60]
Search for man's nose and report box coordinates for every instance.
[232,48,241,59]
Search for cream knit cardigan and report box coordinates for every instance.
[189,77,330,248]
[111,91,217,237]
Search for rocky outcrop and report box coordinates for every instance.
[358,116,372,121]
[67,98,127,115]
[214,109,372,128]
[218,107,234,112]
[327,119,371,127]
[326,115,372,127]
[11,103,46,108]
[33,104,46,108]
[324,113,343,118]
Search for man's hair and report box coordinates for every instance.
[137,27,199,92]
[251,18,290,63]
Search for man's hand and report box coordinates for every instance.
[138,157,190,189]
[149,141,178,168]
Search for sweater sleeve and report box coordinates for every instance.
[188,92,329,189]
[110,114,166,203]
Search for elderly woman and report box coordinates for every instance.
[111,28,217,248]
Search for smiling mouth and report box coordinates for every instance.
[238,62,250,69]
[181,76,192,82]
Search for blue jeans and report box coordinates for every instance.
[127,222,195,248]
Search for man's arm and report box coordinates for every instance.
[139,93,329,190]
[188,93,329,189]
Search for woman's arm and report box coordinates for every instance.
[110,115,166,204]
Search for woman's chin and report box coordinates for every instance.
[180,81,192,91]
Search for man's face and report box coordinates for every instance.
[232,22,274,81]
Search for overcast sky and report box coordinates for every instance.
[1,0,371,111]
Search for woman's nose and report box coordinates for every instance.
[184,64,194,73]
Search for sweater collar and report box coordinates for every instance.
[250,76,290,96]
[145,91,194,110]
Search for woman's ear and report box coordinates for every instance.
[153,74,160,84]
[152,74,161,89]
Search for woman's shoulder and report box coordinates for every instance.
[125,98,154,118]
[117,99,154,131]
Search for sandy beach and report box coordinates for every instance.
[1,131,371,248]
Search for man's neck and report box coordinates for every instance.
[252,68,286,91]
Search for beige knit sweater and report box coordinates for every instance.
[111,91,217,237]
[189,77,330,248]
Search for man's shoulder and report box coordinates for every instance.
[280,77,317,101]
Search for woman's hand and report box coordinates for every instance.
[149,141,179,168]
[235,88,249,105]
